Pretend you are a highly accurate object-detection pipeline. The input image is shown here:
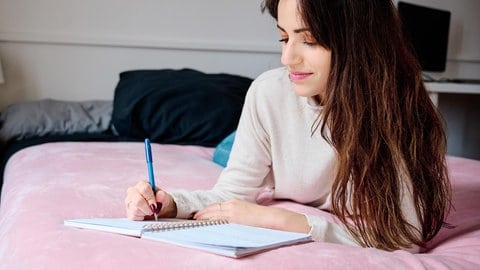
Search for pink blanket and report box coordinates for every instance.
[0,142,479,269]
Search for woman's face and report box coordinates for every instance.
[277,0,331,98]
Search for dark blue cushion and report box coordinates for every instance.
[111,69,252,147]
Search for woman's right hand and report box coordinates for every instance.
[125,180,177,220]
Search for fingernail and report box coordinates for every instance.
[156,203,162,214]
[150,204,156,214]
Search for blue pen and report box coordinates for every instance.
[144,138,158,221]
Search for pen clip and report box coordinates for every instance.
[145,138,153,163]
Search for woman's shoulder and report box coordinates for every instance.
[248,67,292,98]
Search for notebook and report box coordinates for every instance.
[64,218,312,258]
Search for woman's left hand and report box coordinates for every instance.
[193,199,310,233]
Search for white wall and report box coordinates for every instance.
[0,0,479,158]
[0,0,282,109]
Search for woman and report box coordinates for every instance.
[125,0,451,252]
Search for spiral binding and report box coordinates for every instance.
[143,219,229,231]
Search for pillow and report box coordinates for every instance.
[110,69,252,147]
[212,131,236,167]
[0,99,112,143]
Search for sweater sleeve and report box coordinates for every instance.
[304,214,419,253]
[171,78,273,218]
[304,214,359,246]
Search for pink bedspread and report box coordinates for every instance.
[0,142,479,270]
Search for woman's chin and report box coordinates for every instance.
[292,85,317,97]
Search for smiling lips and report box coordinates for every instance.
[289,71,313,82]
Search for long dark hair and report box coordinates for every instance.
[262,0,451,251]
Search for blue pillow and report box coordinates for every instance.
[212,131,236,167]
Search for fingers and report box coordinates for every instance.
[193,200,263,226]
[155,190,177,218]
[125,180,157,220]
[135,181,158,213]
[155,190,168,213]
[194,201,226,221]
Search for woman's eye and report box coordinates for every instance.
[303,33,318,46]
[303,41,317,46]
[278,38,289,43]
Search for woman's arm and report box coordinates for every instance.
[194,199,310,233]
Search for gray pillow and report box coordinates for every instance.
[0,99,112,142]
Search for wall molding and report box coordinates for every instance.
[0,31,281,55]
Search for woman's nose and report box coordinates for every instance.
[281,42,301,66]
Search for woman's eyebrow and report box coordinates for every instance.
[276,24,310,34]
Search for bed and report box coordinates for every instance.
[1,69,479,270]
